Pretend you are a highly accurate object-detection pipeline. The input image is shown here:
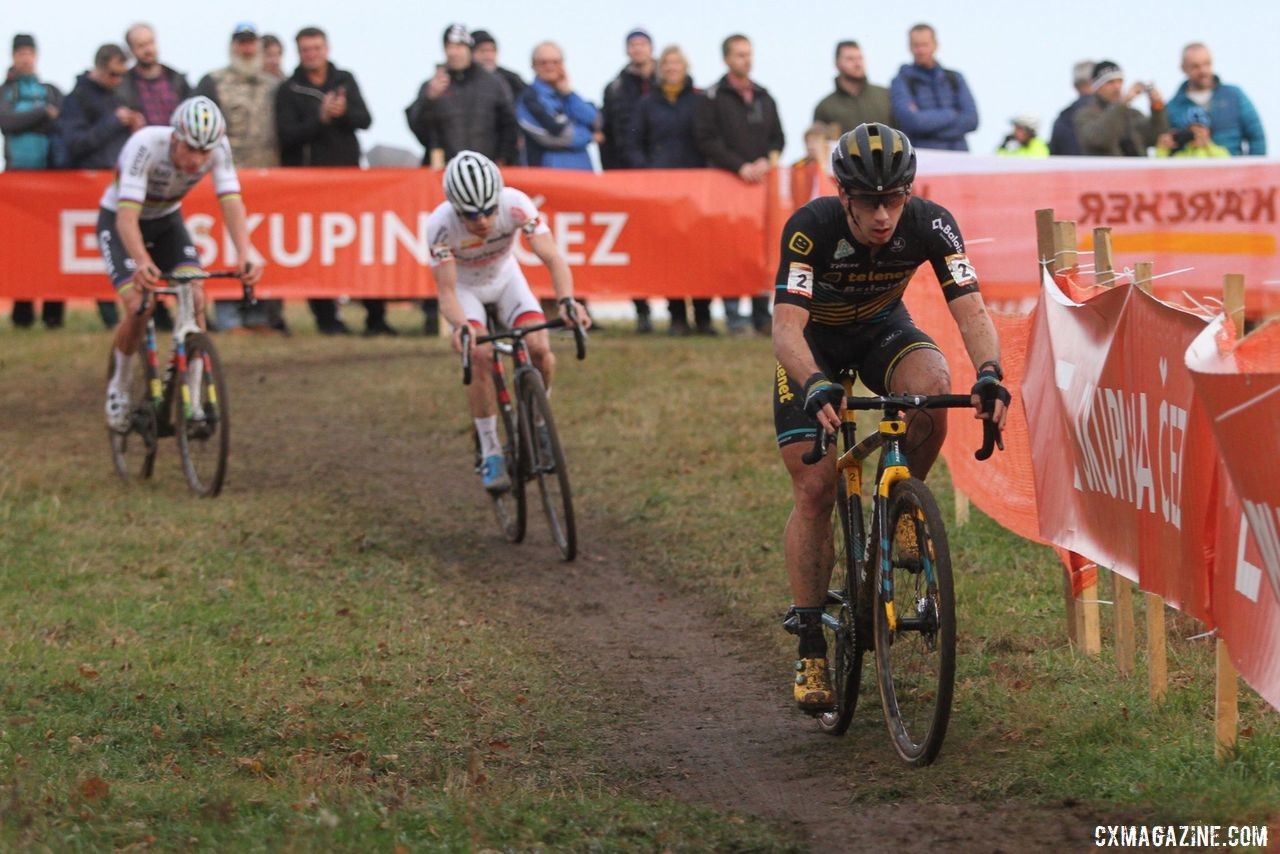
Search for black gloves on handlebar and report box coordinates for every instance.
[802,372,843,420]
[970,361,1011,416]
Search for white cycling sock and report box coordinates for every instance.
[187,357,205,416]
[475,416,500,458]
[110,348,135,391]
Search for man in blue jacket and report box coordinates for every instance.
[516,41,598,170]
[888,24,978,151]
[1166,43,1264,156]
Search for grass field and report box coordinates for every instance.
[1,306,1277,850]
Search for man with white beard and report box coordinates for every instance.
[194,22,280,167]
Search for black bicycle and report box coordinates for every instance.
[460,314,586,561]
[107,271,253,497]
[803,384,1001,765]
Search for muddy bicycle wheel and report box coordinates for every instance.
[175,333,230,497]
[106,348,159,483]
[873,477,955,766]
[487,397,526,543]
[818,476,869,735]
[519,370,576,561]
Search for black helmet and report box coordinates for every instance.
[831,123,916,193]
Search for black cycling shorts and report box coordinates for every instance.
[773,302,941,447]
[97,208,201,288]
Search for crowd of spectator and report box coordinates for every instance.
[1,21,1269,334]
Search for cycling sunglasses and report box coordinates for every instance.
[461,206,498,220]
[845,188,911,211]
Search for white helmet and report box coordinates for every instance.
[171,96,226,150]
[443,150,502,215]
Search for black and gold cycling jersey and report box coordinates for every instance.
[773,195,979,326]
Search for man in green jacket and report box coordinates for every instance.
[812,41,892,133]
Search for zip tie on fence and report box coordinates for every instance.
[1052,248,1095,260]
[1186,628,1218,642]
[1146,266,1196,282]
[1179,290,1220,319]
[1080,599,1114,606]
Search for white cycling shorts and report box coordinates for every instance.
[453,261,545,329]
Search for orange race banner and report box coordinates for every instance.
[1188,317,1280,709]
[0,167,768,301]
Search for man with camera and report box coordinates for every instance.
[1073,59,1168,157]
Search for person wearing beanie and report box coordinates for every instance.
[1073,59,1168,156]
[470,29,525,101]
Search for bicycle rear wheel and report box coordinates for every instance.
[106,348,158,482]
[873,477,956,766]
[519,370,576,561]
[175,332,230,497]
[487,396,526,543]
[818,476,868,735]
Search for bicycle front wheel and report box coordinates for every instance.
[873,477,956,766]
[818,475,868,735]
[106,348,158,482]
[175,332,230,497]
[519,370,576,561]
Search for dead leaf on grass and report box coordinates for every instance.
[79,776,109,800]
[77,664,99,679]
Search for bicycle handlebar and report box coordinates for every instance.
[801,392,1004,465]
[136,270,255,317]
[460,316,588,385]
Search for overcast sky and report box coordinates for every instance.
[7,0,1280,165]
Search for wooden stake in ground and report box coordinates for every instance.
[1093,227,1114,288]
[1215,273,1246,759]
[1147,593,1167,702]
[1113,570,1135,675]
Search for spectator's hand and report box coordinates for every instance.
[44,104,59,120]
[1146,84,1165,109]
[592,130,605,145]
[331,86,348,117]
[1155,131,1175,153]
[114,106,134,127]
[554,73,573,95]
[1124,82,1146,104]
[427,67,449,99]
[738,162,762,183]
[319,92,338,123]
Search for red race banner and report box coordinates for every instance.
[0,167,768,301]
[1021,272,1218,621]
[1188,317,1280,708]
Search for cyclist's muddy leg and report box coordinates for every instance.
[112,281,154,356]
[781,442,838,608]
[523,327,555,391]
[466,341,498,419]
[887,347,950,479]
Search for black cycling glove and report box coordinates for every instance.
[802,372,844,420]
[970,362,1011,416]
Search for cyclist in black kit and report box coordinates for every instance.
[772,122,1010,712]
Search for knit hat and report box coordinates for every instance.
[12,34,36,51]
[1091,60,1123,92]
[471,29,496,48]
[625,27,652,44]
[443,23,473,47]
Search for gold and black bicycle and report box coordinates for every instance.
[803,381,1001,765]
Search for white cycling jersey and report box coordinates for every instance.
[99,126,240,220]
[427,187,550,288]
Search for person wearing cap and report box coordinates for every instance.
[812,40,893,134]
[1073,59,1168,157]
[1,33,66,328]
[405,24,517,167]
[1048,60,1094,156]
[888,23,978,151]
[516,41,599,171]
[470,30,525,102]
[1166,43,1264,156]
[1157,106,1229,159]
[276,26,383,336]
[996,114,1048,157]
[117,24,191,127]
[194,23,286,333]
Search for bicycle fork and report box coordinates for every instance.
[875,419,913,634]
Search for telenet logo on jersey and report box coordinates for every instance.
[788,231,814,256]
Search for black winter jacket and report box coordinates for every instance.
[275,62,371,166]
[693,74,784,173]
[623,79,704,169]
[56,72,131,168]
[405,63,517,165]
